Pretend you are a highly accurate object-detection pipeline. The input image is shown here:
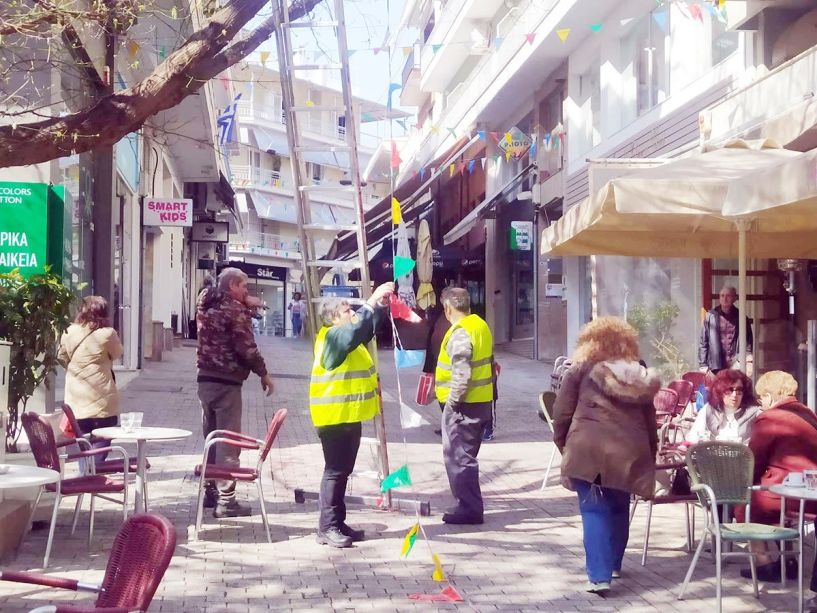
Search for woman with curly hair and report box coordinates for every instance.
[686,369,760,444]
[553,316,661,594]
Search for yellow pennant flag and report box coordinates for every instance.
[402,46,412,57]
[305,100,315,107]
[260,51,270,65]
[391,197,403,225]
[448,164,456,178]
[400,523,419,557]
[504,131,512,144]
[430,124,440,134]
[505,150,513,162]
[556,28,571,43]
[432,553,445,582]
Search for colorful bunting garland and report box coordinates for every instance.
[401,524,419,557]
[380,464,412,492]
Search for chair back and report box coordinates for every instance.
[259,408,288,462]
[667,380,694,415]
[21,412,61,472]
[681,371,708,390]
[538,392,557,431]
[59,403,84,438]
[97,514,176,610]
[654,388,679,413]
[685,441,754,506]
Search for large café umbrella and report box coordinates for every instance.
[541,139,817,367]
[416,219,436,309]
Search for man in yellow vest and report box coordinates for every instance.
[435,287,495,525]
[310,281,394,548]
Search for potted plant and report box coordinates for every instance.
[0,268,75,452]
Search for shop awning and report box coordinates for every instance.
[443,163,535,246]
[326,135,478,260]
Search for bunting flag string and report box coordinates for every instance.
[400,524,420,557]
[380,464,412,492]
[391,196,403,224]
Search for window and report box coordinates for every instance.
[632,5,670,115]
[310,163,323,184]
[579,63,600,149]
[710,11,739,66]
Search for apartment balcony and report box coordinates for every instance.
[702,43,817,149]
[401,47,424,106]
[228,232,301,260]
[231,165,286,190]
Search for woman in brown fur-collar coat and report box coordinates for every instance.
[553,316,661,595]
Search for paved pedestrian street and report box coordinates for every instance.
[0,336,808,612]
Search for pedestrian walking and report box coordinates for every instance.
[435,287,495,525]
[289,292,306,337]
[58,295,123,459]
[553,316,660,594]
[310,282,394,548]
[196,267,274,518]
[422,304,450,435]
[699,285,754,376]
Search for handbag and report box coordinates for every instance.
[416,372,435,406]
[670,465,692,496]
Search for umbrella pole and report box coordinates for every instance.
[737,220,748,370]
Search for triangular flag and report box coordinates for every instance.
[419,167,427,180]
[400,403,430,428]
[432,553,445,582]
[400,524,420,557]
[556,28,570,43]
[259,51,270,65]
[159,46,166,59]
[689,3,703,22]
[347,49,357,58]
[305,100,315,107]
[480,158,487,170]
[380,464,412,492]
[390,295,422,322]
[505,150,512,162]
[446,127,457,138]
[391,197,403,224]
[525,33,536,45]
[493,37,504,49]
[373,47,382,55]
[395,349,426,369]
[432,44,442,54]
[397,118,407,131]
[409,586,463,602]
[504,131,513,144]
[529,141,537,159]
[391,141,402,169]
[489,131,500,142]
[477,130,486,140]
[440,586,462,602]
[467,159,476,174]
[430,125,440,134]
[387,83,402,111]
[449,164,456,177]
[402,46,412,57]
[393,256,416,279]
[652,11,668,32]
[457,161,466,174]
[589,23,603,33]
[620,18,635,27]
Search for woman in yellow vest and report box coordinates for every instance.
[435,287,495,525]
[310,282,394,548]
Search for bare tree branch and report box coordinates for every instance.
[0,0,321,168]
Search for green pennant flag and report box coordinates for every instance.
[400,523,419,557]
[381,464,412,492]
[393,256,416,279]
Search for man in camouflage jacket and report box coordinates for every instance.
[197,268,274,517]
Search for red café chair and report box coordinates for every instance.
[654,388,679,449]
[663,380,695,443]
[21,412,130,568]
[194,409,288,542]
[0,513,175,613]
[681,370,708,390]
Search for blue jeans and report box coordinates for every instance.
[574,479,631,583]
[292,315,302,336]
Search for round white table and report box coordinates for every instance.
[0,465,60,565]
[768,483,817,613]
[92,427,192,512]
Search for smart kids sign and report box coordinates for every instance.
[144,197,193,227]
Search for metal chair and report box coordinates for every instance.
[194,408,288,542]
[0,513,175,612]
[654,388,679,450]
[21,412,130,567]
[663,380,695,444]
[677,441,802,613]
[538,392,560,490]
[549,357,572,392]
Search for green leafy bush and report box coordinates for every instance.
[627,302,687,380]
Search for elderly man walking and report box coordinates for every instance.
[699,285,754,376]
[197,267,274,518]
[435,287,495,525]
[310,282,394,548]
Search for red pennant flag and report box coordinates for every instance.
[408,586,463,602]
[489,131,500,142]
[390,295,422,323]
[525,33,536,45]
[457,160,466,174]
[390,141,402,169]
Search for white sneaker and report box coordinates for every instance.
[586,581,611,594]
[612,570,622,579]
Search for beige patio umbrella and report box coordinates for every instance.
[416,219,436,309]
[541,140,817,366]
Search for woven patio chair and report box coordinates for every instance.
[0,513,175,612]
[538,392,560,490]
[22,412,130,568]
[194,408,288,542]
[677,441,802,613]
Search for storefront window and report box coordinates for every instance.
[249,280,286,336]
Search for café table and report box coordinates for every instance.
[92,426,192,513]
[768,483,817,613]
[0,464,60,560]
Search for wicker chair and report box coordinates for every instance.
[677,441,802,613]
[681,370,709,390]
[194,408,288,542]
[654,388,679,451]
[0,513,175,612]
[22,412,130,568]
[538,392,560,490]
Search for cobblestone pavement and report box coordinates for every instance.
[0,335,810,612]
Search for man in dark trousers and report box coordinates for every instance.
[435,287,495,525]
[699,285,754,376]
[310,282,394,548]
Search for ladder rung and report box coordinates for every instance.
[303,223,358,232]
[295,144,351,153]
[290,105,348,113]
[284,21,339,28]
[299,184,355,193]
[286,63,343,71]
[308,259,362,268]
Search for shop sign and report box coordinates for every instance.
[509,221,533,251]
[0,182,49,276]
[220,260,287,283]
[192,221,229,242]
[498,127,533,160]
[144,196,193,227]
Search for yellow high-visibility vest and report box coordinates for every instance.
[309,326,380,427]
[435,314,494,404]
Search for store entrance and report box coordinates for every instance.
[249,279,286,337]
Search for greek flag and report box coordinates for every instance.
[217,93,242,145]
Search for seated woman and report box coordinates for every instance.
[737,371,817,583]
[686,369,760,444]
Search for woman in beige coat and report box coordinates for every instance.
[58,296,123,449]
[553,316,660,595]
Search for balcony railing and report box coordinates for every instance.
[231,165,285,189]
[229,233,301,258]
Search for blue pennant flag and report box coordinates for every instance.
[419,167,427,180]
[387,83,402,111]
[467,159,476,174]
[395,348,425,369]
[217,93,242,145]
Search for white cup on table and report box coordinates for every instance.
[786,472,805,487]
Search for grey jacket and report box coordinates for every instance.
[698,307,753,371]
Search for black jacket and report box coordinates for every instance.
[698,306,753,370]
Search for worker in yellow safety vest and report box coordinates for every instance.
[435,286,495,525]
[309,281,394,548]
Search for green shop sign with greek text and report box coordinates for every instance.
[0,181,72,282]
